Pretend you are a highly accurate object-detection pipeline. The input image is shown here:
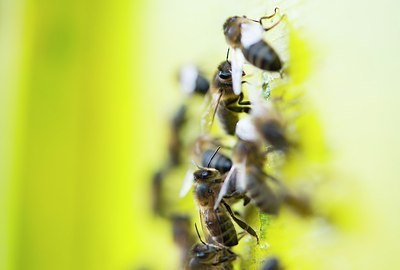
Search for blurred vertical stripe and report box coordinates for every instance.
[0,0,145,269]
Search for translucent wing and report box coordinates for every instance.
[235,156,248,192]
[235,116,260,142]
[240,22,264,48]
[231,48,245,95]
[214,165,237,210]
[247,83,271,118]
[179,169,194,198]
[200,91,223,134]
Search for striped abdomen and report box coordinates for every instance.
[242,40,282,71]
[245,166,280,214]
[217,106,239,135]
[203,208,238,247]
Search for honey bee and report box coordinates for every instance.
[193,165,258,247]
[181,139,250,207]
[248,85,289,152]
[187,224,237,270]
[202,60,250,135]
[179,64,210,96]
[171,215,196,268]
[215,117,282,214]
[262,257,283,270]
[168,104,188,167]
[223,8,284,94]
[215,117,313,216]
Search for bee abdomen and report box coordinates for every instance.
[246,173,280,214]
[242,40,282,71]
[259,121,288,151]
[217,107,239,135]
[207,213,238,247]
[194,74,210,95]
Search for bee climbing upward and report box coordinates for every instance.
[223,8,285,94]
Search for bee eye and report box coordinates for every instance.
[218,71,231,79]
[201,171,210,178]
[196,252,206,258]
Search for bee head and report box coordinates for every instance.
[223,16,242,45]
[193,168,219,182]
[217,61,232,80]
[191,243,217,261]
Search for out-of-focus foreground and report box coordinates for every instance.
[1,0,400,269]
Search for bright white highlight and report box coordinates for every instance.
[231,48,245,95]
[180,64,198,95]
[241,22,264,48]
[236,117,260,142]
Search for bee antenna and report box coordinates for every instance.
[207,146,221,168]
[195,223,207,245]
[226,48,230,61]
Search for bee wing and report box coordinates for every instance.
[179,64,199,95]
[231,48,245,95]
[240,22,264,48]
[179,169,194,198]
[214,165,237,210]
[235,162,247,192]
[236,116,261,142]
[200,91,223,134]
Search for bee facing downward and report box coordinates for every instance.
[202,60,250,135]
[223,8,284,94]
[192,152,258,247]
[187,224,237,270]
[214,117,282,215]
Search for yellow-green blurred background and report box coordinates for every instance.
[1,0,400,269]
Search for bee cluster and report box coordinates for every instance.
[152,8,314,270]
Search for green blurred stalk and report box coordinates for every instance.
[1,0,145,269]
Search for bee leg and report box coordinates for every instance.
[227,104,251,113]
[233,210,242,217]
[223,201,259,244]
[237,92,251,106]
[224,190,250,206]
[243,195,251,206]
[212,254,237,266]
[259,7,280,21]
[263,14,287,31]
[237,231,246,240]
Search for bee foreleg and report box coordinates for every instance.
[226,104,250,113]
[237,92,251,106]
[259,7,280,21]
[212,254,237,266]
[262,13,286,31]
[223,201,259,244]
